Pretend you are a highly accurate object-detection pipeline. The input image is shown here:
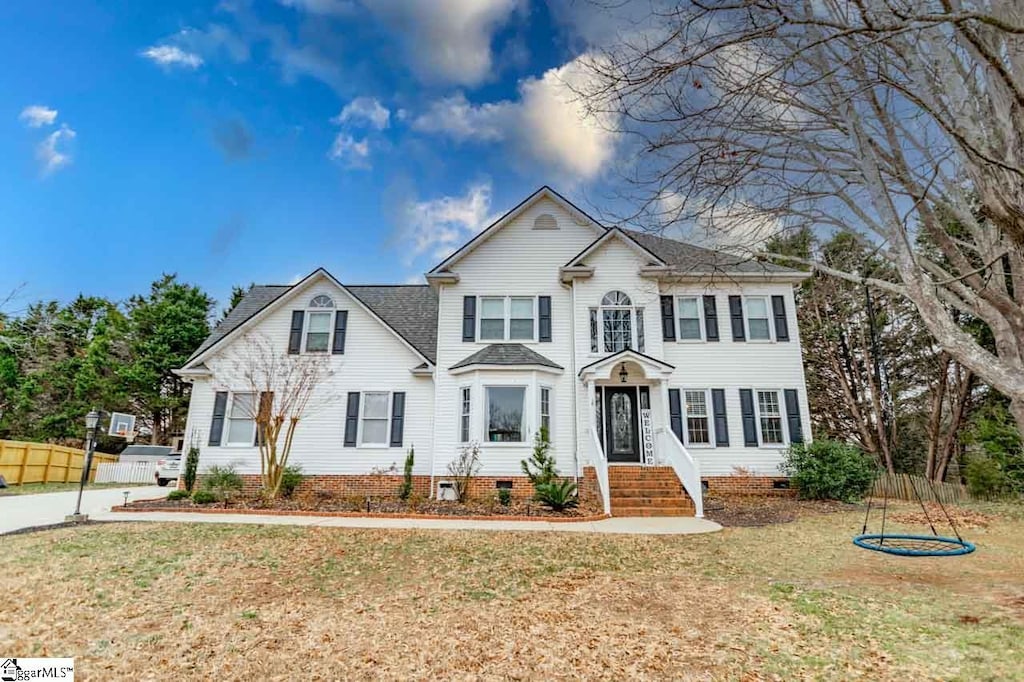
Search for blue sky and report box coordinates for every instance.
[0,0,635,310]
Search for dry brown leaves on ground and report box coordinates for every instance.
[887,503,994,530]
[2,503,1023,680]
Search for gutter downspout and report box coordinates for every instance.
[428,283,443,499]
[570,279,579,484]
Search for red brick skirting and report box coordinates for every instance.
[111,504,609,523]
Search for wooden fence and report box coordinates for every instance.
[95,461,156,484]
[0,440,118,485]
[871,472,972,505]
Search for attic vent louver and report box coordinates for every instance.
[533,213,558,230]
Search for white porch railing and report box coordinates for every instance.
[589,426,611,516]
[659,427,705,518]
[94,461,156,484]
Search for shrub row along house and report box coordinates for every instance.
[176,187,811,516]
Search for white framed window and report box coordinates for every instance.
[744,297,772,341]
[305,311,333,352]
[359,391,391,446]
[485,386,526,443]
[592,291,644,353]
[683,389,712,446]
[756,389,785,445]
[539,386,552,437]
[459,386,472,443]
[509,297,535,340]
[677,296,704,341]
[226,392,256,445]
[478,296,537,341]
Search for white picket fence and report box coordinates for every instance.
[94,461,156,484]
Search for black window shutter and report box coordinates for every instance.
[729,296,745,341]
[660,296,676,341]
[739,389,758,446]
[668,388,684,442]
[209,392,228,446]
[344,392,360,447]
[462,296,476,342]
[784,389,803,443]
[711,388,729,446]
[390,392,406,447]
[772,295,790,341]
[288,311,304,354]
[704,295,719,342]
[538,296,552,342]
[332,310,348,354]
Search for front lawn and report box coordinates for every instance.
[1,502,1022,679]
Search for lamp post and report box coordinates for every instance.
[68,409,101,523]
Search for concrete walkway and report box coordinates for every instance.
[0,485,168,534]
[94,510,722,535]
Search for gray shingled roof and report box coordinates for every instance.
[187,285,291,363]
[450,344,563,371]
[621,229,798,274]
[186,283,438,366]
[346,285,438,362]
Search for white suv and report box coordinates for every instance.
[155,454,182,487]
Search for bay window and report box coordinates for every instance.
[460,387,471,442]
[486,386,526,442]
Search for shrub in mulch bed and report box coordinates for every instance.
[126,493,601,519]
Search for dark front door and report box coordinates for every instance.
[604,386,640,462]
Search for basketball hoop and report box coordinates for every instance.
[108,412,137,439]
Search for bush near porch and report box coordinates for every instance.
[2,501,1022,679]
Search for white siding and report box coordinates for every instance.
[432,197,600,479]
[185,277,434,476]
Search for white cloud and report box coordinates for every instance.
[19,105,58,128]
[278,0,356,15]
[412,93,513,142]
[333,97,391,130]
[366,0,522,86]
[412,55,617,179]
[140,45,204,69]
[396,181,496,263]
[36,124,76,175]
[328,133,370,167]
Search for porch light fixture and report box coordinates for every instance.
[619,364,629,383]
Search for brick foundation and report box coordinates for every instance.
[702,475,795,496]
[217,474,544,501]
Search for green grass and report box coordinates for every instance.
[0,481,142,496]
[0,502,1021,679]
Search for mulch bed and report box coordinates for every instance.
[123,494,603,520]
[705,495,857,527]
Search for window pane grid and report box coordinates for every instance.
[684,390,711,445]
[757,391,784,444]
[603,309,632,353]
[460,388,471,442]
[540,388,551,435]
[746,298,771,340]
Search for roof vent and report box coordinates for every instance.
[533,213,558,230]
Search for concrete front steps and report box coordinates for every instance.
[608,465,695,517]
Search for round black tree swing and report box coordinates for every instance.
[850,280,975,557]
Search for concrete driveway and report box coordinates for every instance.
[0,486,167,534]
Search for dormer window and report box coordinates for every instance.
[591,291,645,354]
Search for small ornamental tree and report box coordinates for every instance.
[521,426,557,487]
[219,333,333,498]
[398,447,415,501]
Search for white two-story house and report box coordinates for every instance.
[177,187,811,517]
